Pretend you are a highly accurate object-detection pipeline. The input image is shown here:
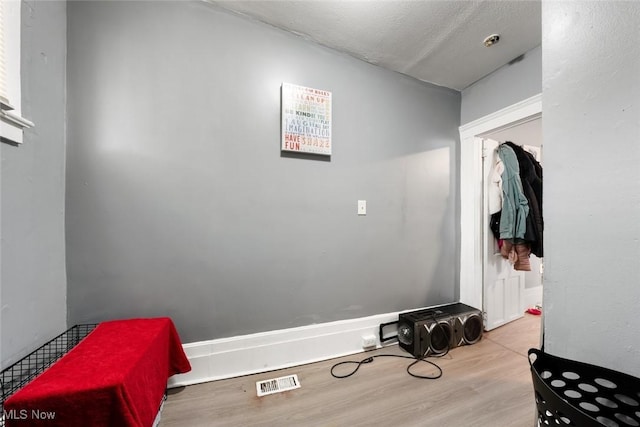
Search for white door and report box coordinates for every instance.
[481,138,525,331]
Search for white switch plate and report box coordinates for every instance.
[358,200,366,215]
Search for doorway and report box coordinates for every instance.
[481,119,543,330]
[458,94,542,329]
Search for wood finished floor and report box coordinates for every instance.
[161,314,541,427]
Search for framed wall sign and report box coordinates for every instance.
[281,83,332,156]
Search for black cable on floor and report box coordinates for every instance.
[330,353,444,380]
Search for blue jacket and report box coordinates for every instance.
[497,144,529,241]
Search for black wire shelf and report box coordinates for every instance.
[0,324,98,427]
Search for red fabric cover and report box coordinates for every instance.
[4,317,191,427]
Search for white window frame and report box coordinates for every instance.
[0,0,34,145]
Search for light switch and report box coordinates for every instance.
[358,200,367,215]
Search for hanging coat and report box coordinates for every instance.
[497,144,529,241]
[488,153,504,215]
[504,142,544,257]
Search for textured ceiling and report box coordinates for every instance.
[212,0,541,91]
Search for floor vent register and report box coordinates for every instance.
[256,374,301,397]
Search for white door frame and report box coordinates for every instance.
[458,94,542,311]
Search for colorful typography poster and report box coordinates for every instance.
[281,83,332,156]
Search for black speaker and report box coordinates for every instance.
[396,303,483,359]
[446,303,483,347]
[397,307,451,358]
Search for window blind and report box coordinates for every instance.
[0,0,10,109]
[0,0,34,143]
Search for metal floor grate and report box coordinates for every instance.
[256,374,301,397]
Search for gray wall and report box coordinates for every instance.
[542,2,640,376]
[461,45,541,125]
[65,1,461,343]
[1,1,67,368]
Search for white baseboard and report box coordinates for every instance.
[524,286,543,309]
[168,307,440,388]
